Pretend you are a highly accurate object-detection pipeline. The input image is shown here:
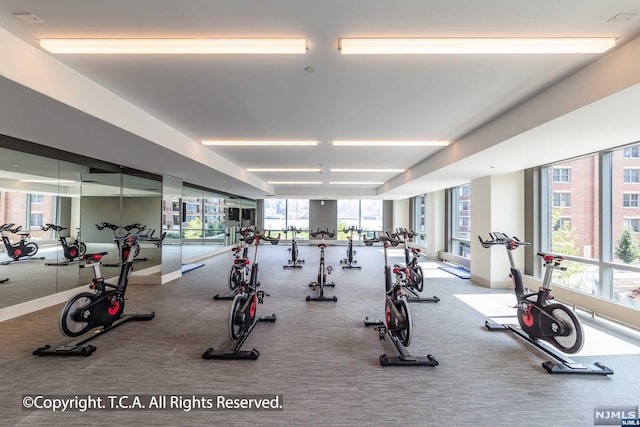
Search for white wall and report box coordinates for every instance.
[392,199,410,231]
[426,190,445,259]
[470,171,524,287]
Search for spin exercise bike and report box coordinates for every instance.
[213,226,256,300]
[203,229,280,360]
[307,227,337,302]
[96,222,152,265]
[33,232,165,357]
[479,232,613,375]
[41,224,86,266]
[364,232,438,367]
[340,225,362,269]
[394,228,439,303]
[283,226,304,269]
[0,223,44,265]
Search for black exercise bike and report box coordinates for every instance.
[283,226,304,269]
[203,229,280,360]
[0,223,43,264]
[307,228,337,302]
[480,232,613,375]
[394,228,439,303]
[364,232,438,367]
[340,225,362,269]
[34,232,165,357]
[41,223,86,265]
[213,226,255,300]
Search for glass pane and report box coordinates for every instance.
[453,184,471,241]
[612,268,640,309]
[264,198,286,232]
[204,197,225,238]
[548,155,599,259]
[360,200,383,233]
[613,143,640,265]
[286,199,309,238]
[550,259,599,295]
[181,188,203,239]
[337,200,360,239]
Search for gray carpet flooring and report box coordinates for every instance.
[1,244,639,426]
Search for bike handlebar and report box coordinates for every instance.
[240,229,281,245]
[478,232,530,250]
[395,228,416,239]
[310,227,335,238]
[363,231,403,246]
[341,226,362,234]
[41,223,68,232]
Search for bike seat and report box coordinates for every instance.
[83,252,108,262]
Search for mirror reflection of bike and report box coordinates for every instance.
[0,223,43,264]
[41,224,86,266]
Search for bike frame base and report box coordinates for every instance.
[404,287,440,303]
[283,263,303,269]
[212,290,238,300]
[33,312,156,357]
[485,321,614,375]
[341,260,361,270]
[1,256,45,265]
[306,295,337,302]
[45,260,79,267]
[202,314,276,361]
[364,318,439,367]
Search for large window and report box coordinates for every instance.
[181,191,228,240]
[542,143,640,310]
[336,199,383,239]
[286,199,309,238]
[337,200,360,239]
[451,184,471,259]
[263,198,287,232]
[412,194,426,246]
[360,200,383,233]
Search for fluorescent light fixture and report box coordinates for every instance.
[338,38,616,54]
[39,39,308,54]
[247,168,322,172]
[203,140,317,146]
[329,181,384,185]
[332,140,449,147]
[20,179,77,183]
[330,168,405,173]
[268,181,323,185]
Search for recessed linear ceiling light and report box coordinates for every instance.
[39,39,308,54]
[332,140,449,147]
[338,38,616,54]
[247,168,322,172]
[203,140,317,146]
[330,168,405,173]
[268,181,323,185]
[329,181,384,185]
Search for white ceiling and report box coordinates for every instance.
[1,1,640,200]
